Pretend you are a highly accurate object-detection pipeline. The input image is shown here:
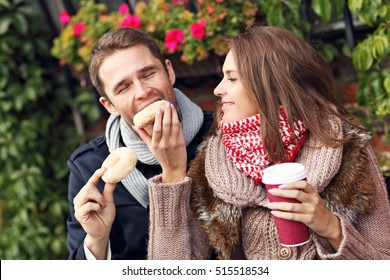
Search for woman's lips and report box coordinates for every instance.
[221,102,234,109]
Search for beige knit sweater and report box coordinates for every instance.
[147,121,390,260]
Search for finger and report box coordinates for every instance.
[161,102,172,139]
[74,188,106,209]
[279,181,317,193]
[271,210,312,224]
[133,126,152,146]
[88,167,107,185]
[151,107,163,147]
[74,168,107,207]
[267,201,305,213]
[170,105,184,145]
[268,188,310,202]
[74,201,102,222]
[102,182,117,203]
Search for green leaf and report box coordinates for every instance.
[0,0,11,9]
[319,43,338,63]
[342,40,352,57]
[284,0,300,21]
[267,2,284,27]
[0,76,7,89]
[370,35,388,59]
[384,77,390,95]
[312,0,332,23]
[24,86,37,101]
[348,0,363,12]
[330,0,345,20]
[352,45,374,71]
[378,5,388,19]
[13,13,28,35]
[0,16,12,35]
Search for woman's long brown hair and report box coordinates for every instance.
[219,25,363,163]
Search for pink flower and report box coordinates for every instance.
[216,0,224,2]
[73,22,85,36]
[165,29,184,51]
[190,20,206,40]
[119,15,141,28]
[59,10,70,24]
[118,3,129,15]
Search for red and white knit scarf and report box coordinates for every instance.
[220,109,308,184]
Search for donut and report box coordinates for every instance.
[101,147,137,183]
[133,100,168,128]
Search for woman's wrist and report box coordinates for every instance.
[162,167,186,183]
[322,213,342,251]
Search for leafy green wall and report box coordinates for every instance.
[0,0,82,259]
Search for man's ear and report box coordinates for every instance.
[99,97,119,116]
[165,59,176,85]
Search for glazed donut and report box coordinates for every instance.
[101,147,137,183]
[133,100,168,128]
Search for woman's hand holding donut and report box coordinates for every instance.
[134,102,187,183]
[266,180,342,250]
[73,167,117,259]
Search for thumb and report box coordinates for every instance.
[102,182,117,203]
[133,125,152,147]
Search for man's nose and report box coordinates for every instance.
[134,81,152,99]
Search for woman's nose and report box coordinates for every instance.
[213,81,226,97]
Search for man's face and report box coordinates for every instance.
[98,45,177,126]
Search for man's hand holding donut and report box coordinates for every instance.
[73,167,116,260]
[134,101,187,183]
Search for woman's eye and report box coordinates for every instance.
[227,77,237,82]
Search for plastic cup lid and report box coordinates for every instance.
[262,162,308,184]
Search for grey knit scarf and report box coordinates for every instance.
[105,88,204,208]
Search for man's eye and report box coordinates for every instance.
[143,72,156,79]
[118,85,129,93]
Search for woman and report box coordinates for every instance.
[146,25,390,259]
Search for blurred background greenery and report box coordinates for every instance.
[0,0,389,259]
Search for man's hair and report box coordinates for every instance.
[89,27,167,99]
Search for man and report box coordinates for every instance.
[67,27,213,260]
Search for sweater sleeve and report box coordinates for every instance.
[314,148,390,260]
[147,175,211,260]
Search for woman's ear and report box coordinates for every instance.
[165,59,176,85]
[99,97,119,116]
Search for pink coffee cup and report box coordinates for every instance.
[262,162,310,247]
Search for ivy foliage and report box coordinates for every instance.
[0,0,81,259]
[348,0,390,119]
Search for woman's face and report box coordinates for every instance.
[214,51,258,123]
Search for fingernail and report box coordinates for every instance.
[268,189,276,194]
[278,184,288,189]
[270,211,277,216]
[156,107,162,114]
[170,103,174,109]
[166,102,171,107]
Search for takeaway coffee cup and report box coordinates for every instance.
[262,162,310,247]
